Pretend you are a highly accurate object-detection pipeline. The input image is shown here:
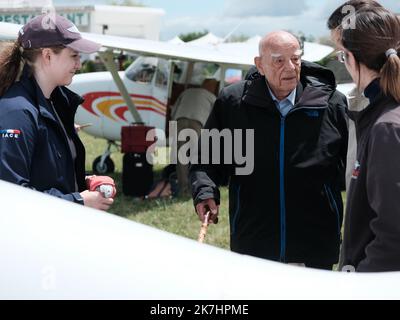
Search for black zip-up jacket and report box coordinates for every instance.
[0,66,86,203]
[190,61,348,265]
[340,80,400,272]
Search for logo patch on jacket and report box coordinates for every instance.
[0,129,21,139]
[351,160,360,180]
[304,110,319,118]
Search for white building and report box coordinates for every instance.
[0,3,164,40]
[91,5,164,40]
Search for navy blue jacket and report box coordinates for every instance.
[190,61,348,266]
[0,66,86,203]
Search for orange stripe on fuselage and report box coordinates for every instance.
[95,99,166,121]
[133,98,166,112]
[97,100,119,120]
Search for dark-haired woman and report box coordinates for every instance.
[0,14,113,211]
[328,3,400,271]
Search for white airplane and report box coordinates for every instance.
[0,21,336,174]
[1,179,400,300]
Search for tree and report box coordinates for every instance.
[179,30,209,42]
[285,30,316,44]
[294,31,315,43]
[318,36,335,47]
[226,34,250,43]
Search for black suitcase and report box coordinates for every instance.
[122,152,153,196]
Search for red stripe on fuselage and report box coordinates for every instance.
[81,91,167,117]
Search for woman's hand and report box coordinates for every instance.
[80,190,114,211]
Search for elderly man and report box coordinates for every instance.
[190,31,348,270]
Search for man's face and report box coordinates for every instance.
[255,42,302,96]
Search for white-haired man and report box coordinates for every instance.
[190,31,348,270]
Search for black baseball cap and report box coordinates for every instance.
[18,14,101,54]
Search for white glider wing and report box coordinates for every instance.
[0,179,399,300]
[0,21,252,69]
[0,21,333,69]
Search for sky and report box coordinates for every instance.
[53,0,400,41]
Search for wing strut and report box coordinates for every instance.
[98,50,143,123]
[218,65,227,93]
[167,61,176,103]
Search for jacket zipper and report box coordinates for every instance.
[231,184,241,236]
[278,105,328,262]
[279,116,286,262]
[48,101,78,191]
[324,184,341,236]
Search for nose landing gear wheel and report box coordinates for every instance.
[93,156,115,174]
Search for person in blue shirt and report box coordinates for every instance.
[0,14,113,211]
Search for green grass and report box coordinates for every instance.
[80,131,230,250]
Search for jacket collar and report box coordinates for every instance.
[348,92,396,130]
[242,75,330,113]
[267,83,296,106]
[363,78,381,104]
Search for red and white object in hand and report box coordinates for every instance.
[86,176,117,199]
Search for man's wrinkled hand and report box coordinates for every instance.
[195,198,219,224]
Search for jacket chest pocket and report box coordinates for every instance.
[287,109,341,165]
[287,109,326,147]
[49,143,64,177]
[38,125,65,178]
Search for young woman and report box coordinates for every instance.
[328,3,400,271]
[0,14,113,211]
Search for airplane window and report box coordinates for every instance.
[190,62,219,85]
[173,61,185,83]
[155,59,169,88]
[125,57,157,83]
[225,68,243,84]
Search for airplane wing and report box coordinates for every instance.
[0,21,333,68]
[0,21,253,69]
[186,32,334,63]
[1,179,400,299]
[84,32,254,68]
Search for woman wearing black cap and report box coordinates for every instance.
[0,14,113,211]
[328,3,400,271]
